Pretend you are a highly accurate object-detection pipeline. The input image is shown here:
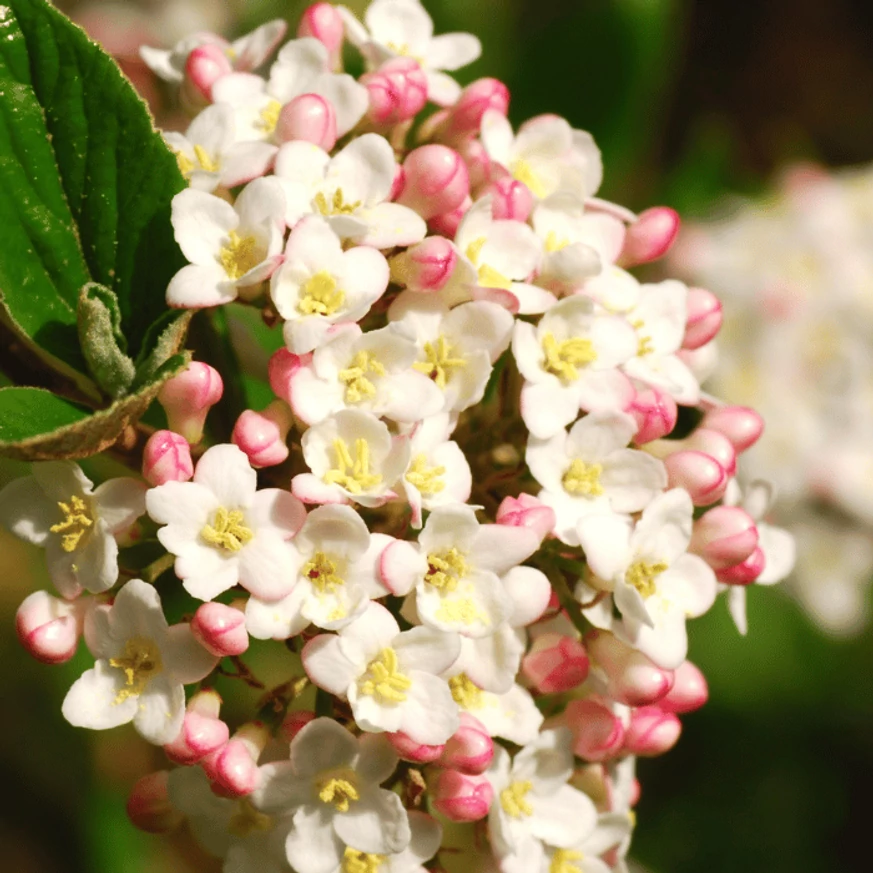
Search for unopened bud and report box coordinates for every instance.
[126,771,183,834]
[164,692,230,765]
[495,493,556,542]
[192,602,249,657]
[298,3,345,70]
[183,44,233,104]
[716,546,766,585]
[683,287,723,349]
[439,714,493,775]
[522,633,590,694]
[482,177,533,222]
[701,405,764,453]
[397,145,470,219]
[390,236,457,292]
[429,769,493,822]
[565,698,625,762]
[628,386,678,445]
[618,207,680,267]
[268,348,310,406]
[443,78,510,141]
[16,590,83,665]
[362,57,428,126]
[659,660,708,714]
[623,706,681,757]
[663,451,728,506]
[158,362,223,444]
[205,724,268,798]
[585,630,674,707]
[386,731,445,764]
[428,196,471,238]
[277,93,338,150]
[691,505,759,570]
[232,401,293,468]
[456,136,491,189]
[142,430,194,486]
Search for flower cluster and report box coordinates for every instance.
[0,2,795,872]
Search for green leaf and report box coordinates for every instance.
[77,284,136,399]
[0,387,90,442]
[132,309,193,390]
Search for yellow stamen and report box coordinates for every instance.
[425,548,468,592]
[109,636,162,704]
[465,237,486,265]
[339,351,386,403]
[448,673,484,709]
[303,551,344,593]
[541,332,598,382]
[436,597,485,626]
[477,263,513,291]
[626,559,669,599]
[545,230,569,253]
[317,769,360,812]
[50,495,93,553]
[298,270,346,317]
[358,647,411,704]
[510,158,548,199]
[227,799,274,837]
[405,454,446,496]
[257,99,281,134]
[193,144,220,173]
[175,150,195,177]
[550,849,585,873]
[631,318,654,356]
[218,231,261,281]
[323,438,383,494]
[314,188,363,216]
[413,335,467,389]
[342,848,386,873]
[562,459,604,497]
[500,780,534,818]
[200,507,254,552]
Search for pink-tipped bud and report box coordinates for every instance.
[298,3,345,70]
[192,602,249,657]
[701,405,764,453]
[659,660,708,714]
[386,731,445,765]
[456,136,492,189]
[268,348,310,405]
[717,546,766,585]
[495,493,556,542]
[618,207,680,267]
[126,771,183,834]
[691,505,759,570]
[565,698,625,763]
[664,451,728,506]
[277,93,338,150]
[584,630,674,707]
[16,590,83,665]
[482,177,534,222]
[442,78,510,141]
[164,704,230,766]
[683,287,723,349]
[628,387,678,444]
[623,706,681,757]
[158,362,223,445]
[683,428,737,476]
[397,145,470,219]
[183,44,233,103]
[522,633,590,694]
[362,57,428,126]
[430,769,494,822]
[439,714,494,775]
[428,196,471,238]
[281,710,316,742]
[390,236,457,292]
[205,724,268,798]
[142,430,194,486]
[232,401,293,469]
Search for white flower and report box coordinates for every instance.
[0,462,145,598]
[146,444,306,602]
[303,602,461,744]
[526,411,667,545]
[62,579,217,744]
[166,178,286,308]
[330,810,441,873]
[271,217,390,354]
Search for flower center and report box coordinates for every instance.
[510,158,547,199]
[545,230,570,253]
[314,188,362,216]
[257,98,281,134]
[562,459,604,497]
[303,551,344,593]
[227,799,275,837]
[413,335,467,389]
[405,454,446,496]
[193,144,220,173]
[200,507,254,552]
[541,332,598,382]
[316,768,360,812]
[174,150,194,177]
[109,636,163,703]
[626,559,669,599]
[631,319,655,356]
[550,850,585,873]
[343,848,386,873]
[448,673,484,709]
[339,351,386,403]
[358,647,411,704]
[298,270,346,317]
[218,231,261,281]
[425,548,468,592]
[323,438,383,494]
[50,495,94,552]
[500,780,534,818]
[465,237,513,290]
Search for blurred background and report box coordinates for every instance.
[3,0,873,870]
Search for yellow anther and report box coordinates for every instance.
[465,237,487,265]
[200,507,254,552]
[448,673,485,710]
[342,848,386,873]
[175,150,195,177]
[339,351,386,403]
[562,459,604,497]
[359,647,412,704]
[193,144,220,173]
[323,438,383,494]
[257,99,282,134]
[550,849,585,873]
[425,548,468,592]
[436,597,485,626]
[317,770,360,812]
[626,559,669,599]
[413,335,467,389]
[510,158,548,199]
[541,332,598,382]
[50,495,93,553]
[218,231,261,281]
[631,318,655,357]
[227,799,274,837]
[405,454,446,496]
[545,230,570,253]
[500,780,534,818]
[298,270,346,317]
[314,188,363,216]
[109,636,162,703]
[303,551,344,593]
[477,263,513,291]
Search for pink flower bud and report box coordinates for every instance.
[142,430,194,485]
[565,699,625,763]
[126,771,183,834]
[443,78,510,140]
[623,706,681,757]
[389,164,405,201]
[277,93,338,150]
[430,769,493,822]
[716,546,766,585]
[618,207,680,267]
[16,590,83,665]
[482,177,534,222]
[298,3,345,70]
[439,714,493,775]
[691,505,759,570]
[456,136,492,189]
[683,287,723,349]
[659,660,708,714]
[386,731,445,764]
[158,362,223,445]
[281,710,316,742]
[664,450,728,506]
[192,602,249,657]
[427,196,471,238]
[205,724,268,798]
[683,428,737,476]
[362,57,428,126]
[232,401,293,469]
[495,493,556,542]
[184,44,233,103]
[628,386,678,444]
[268,348,310,405]
[390,236,457,292]
[522,633,590,694]
[701,405,764,453]
[164,704,230,766]
[397,145,470,219]
[584,630,674,707]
